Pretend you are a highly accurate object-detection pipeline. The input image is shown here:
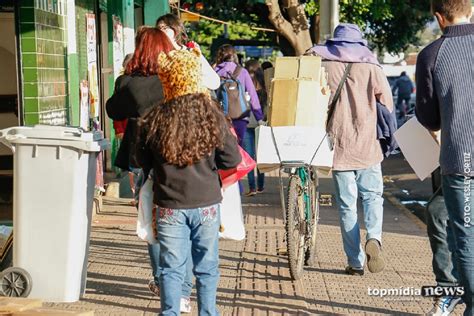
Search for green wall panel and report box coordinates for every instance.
[23,98,39,112]
[68,54,79,126]
[144,0,169,26]
[18,0,69,125]
[24,114,39,125]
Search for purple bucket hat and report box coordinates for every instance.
[327,23,368,46]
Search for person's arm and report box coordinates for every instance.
[134,124,153,173]
[415,42,443,131]
[105,75,138,120]
[374,67,394,112]
[392,81,398,95]
[215,128,241,170]
[242,68,264,121]
[200,54,220,90]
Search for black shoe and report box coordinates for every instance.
[365,239,386,273]
[345,266,364,276]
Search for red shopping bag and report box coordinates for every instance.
[219,127,257,189]
[219,145,256,189]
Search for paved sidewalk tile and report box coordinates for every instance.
[46,176,464,315]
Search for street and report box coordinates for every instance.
[46,157,463,315]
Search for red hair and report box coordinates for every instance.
[125,28,174,76]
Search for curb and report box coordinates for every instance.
[383,191,427,231]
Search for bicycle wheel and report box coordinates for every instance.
[305,174,320,267]
[286,175,305,280]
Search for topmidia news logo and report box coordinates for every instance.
[368,286,465,298]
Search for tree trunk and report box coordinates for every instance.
[265,0,313,56]
[312,15,320,44]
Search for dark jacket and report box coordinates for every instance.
[393,75,414,97]
[415,23,474,176]
[136,125,241,209]
[106,74,164,170]
[376,102,398,157]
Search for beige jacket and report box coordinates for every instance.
[323,61,393,171]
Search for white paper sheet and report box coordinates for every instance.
[256,126,334,173]
[393,117,440,181]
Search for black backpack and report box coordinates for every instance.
[216,66,250,119]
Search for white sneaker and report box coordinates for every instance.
[180,297,192,313]
[427,296,463,316]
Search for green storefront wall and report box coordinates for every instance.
[18,0,69,126]
[17,0,170,128]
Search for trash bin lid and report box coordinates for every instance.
[0,125,110,152]
[0,125,102,142]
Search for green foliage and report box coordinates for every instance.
[304,1,319,16]
[338,0,433,53]
[183,0,271,59]
[182,0,434,56]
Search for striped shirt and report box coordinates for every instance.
[415,23,474,176]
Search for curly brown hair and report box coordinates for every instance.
[143,93,228,167]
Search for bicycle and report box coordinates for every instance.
[268,126,328,280]
[277,162,320,280]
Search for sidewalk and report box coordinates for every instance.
[47,170,464,315]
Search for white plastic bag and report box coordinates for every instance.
[136,177,158,244]
[219,182,246,240]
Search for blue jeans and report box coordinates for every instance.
[232,119,247,194]
[242,128,264,191]
[157,205,220,316]
[425,192,458,287]
[333,164,384,269]
[442,175,474,315]
[147,243,193,297]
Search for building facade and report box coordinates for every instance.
[0,0,170,170]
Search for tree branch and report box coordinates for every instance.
[284,0,310,33]
[265,0,297,47]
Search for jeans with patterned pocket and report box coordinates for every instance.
[157,204,220,316]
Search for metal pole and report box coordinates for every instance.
[319,0,339,43]
[330,0,339,33]
[223,24,229,38]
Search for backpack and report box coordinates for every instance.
[217,66,250,119]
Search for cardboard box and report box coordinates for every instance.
[13,309,94,316]
[255,126,334,173]
[0,298,42,312]
[298,56,322,81]
[268,79,299,126]
[274,57,299,79]
[268,79,329,128]
[273,56,322,81]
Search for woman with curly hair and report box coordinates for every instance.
[106,26,199,313]
[137,37,241,315]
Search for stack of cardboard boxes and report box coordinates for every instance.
[255,56,334,173]
[267,56,331,128]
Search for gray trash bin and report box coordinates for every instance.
[0,125,109,302]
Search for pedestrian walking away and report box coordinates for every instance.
[392,71,414,120]
[308,23,394,276]
[214,45,264,146]
[243,59,268,196]
[136,31,241,315]
[415,1,474,315]
[105,26,196,313]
